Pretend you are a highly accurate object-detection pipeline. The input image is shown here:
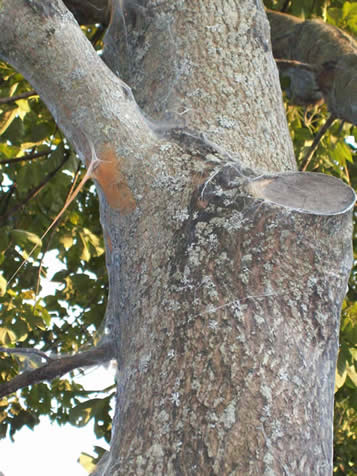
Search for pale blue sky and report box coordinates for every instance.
[0,365,114,476]
[0,251,115,475]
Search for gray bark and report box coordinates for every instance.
[0,0,354,474]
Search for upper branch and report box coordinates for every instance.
[0,0,153,162]
[267,9,357,124]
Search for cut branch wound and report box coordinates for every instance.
[246,171,355,215]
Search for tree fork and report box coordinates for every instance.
[0,1,355,474]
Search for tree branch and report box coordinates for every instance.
[267,8,357,124]
[300,114,336,171]
[0,346,53,362]
[0,340,115,398]
[275,59,323,106]
[0,150,51,165]
[0,90,37,104]
[0,0,152,164]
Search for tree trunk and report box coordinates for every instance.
[0,0,354,474]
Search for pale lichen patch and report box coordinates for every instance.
[221,401,236,429]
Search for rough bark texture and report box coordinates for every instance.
[118,0,296,172]
[96,165,354,475]
[0,0,354,475]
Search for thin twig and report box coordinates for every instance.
[0,183,16,216]
[344,162,351,185]
[0,90,37,105]
[8,155,94,285]
[0,150,51,165]
[8,134,99,285]
[35,163,83,295]
[300,114,336,171]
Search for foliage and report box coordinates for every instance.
[0,24,112,464]
[0,1,356,473]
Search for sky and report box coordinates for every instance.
[0,251,115,476]
[0,365,114,476]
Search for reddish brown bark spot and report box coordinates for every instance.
[95,144,136,214]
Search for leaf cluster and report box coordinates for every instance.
[0,50,111,456]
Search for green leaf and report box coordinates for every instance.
[346,14,357,34]
[25,312,47,331]
[1,115,25,145]
[342,314,357,344]
[350,348,357,361]
[335,342,352,392]
[0,327,17,346]
[342,2,357,19]
[27,383,52,413]
[33,303,51,327]
[15,99,30,119]
[335,367,347,392]
[338,342,352,373]
[29,122,54,142]
[69,396,112,434]
[11,229,42,252]
[0,274,7,296]
[0,142,20,158]
[81,228,104,258]
[69,400,94,426]
[51,270,68,283]
[69,211,81,225]
[64,153,80,175]
[330,141,353,167]
[79,232,91,262]
[0,108,18,136]
[12,319,28,341]
[327,7,343,25]
[79,453,97,473]
[59,233,74,250]
[346,365,357,388]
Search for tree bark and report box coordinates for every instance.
[0,0,354,474]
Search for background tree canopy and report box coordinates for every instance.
[0,0,356,473]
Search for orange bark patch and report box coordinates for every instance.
[196,198,209,209]
[94,144,136,214]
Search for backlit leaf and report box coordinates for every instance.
[11,229,42,251]
[0,274,7,296]
[0,327,17,346]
